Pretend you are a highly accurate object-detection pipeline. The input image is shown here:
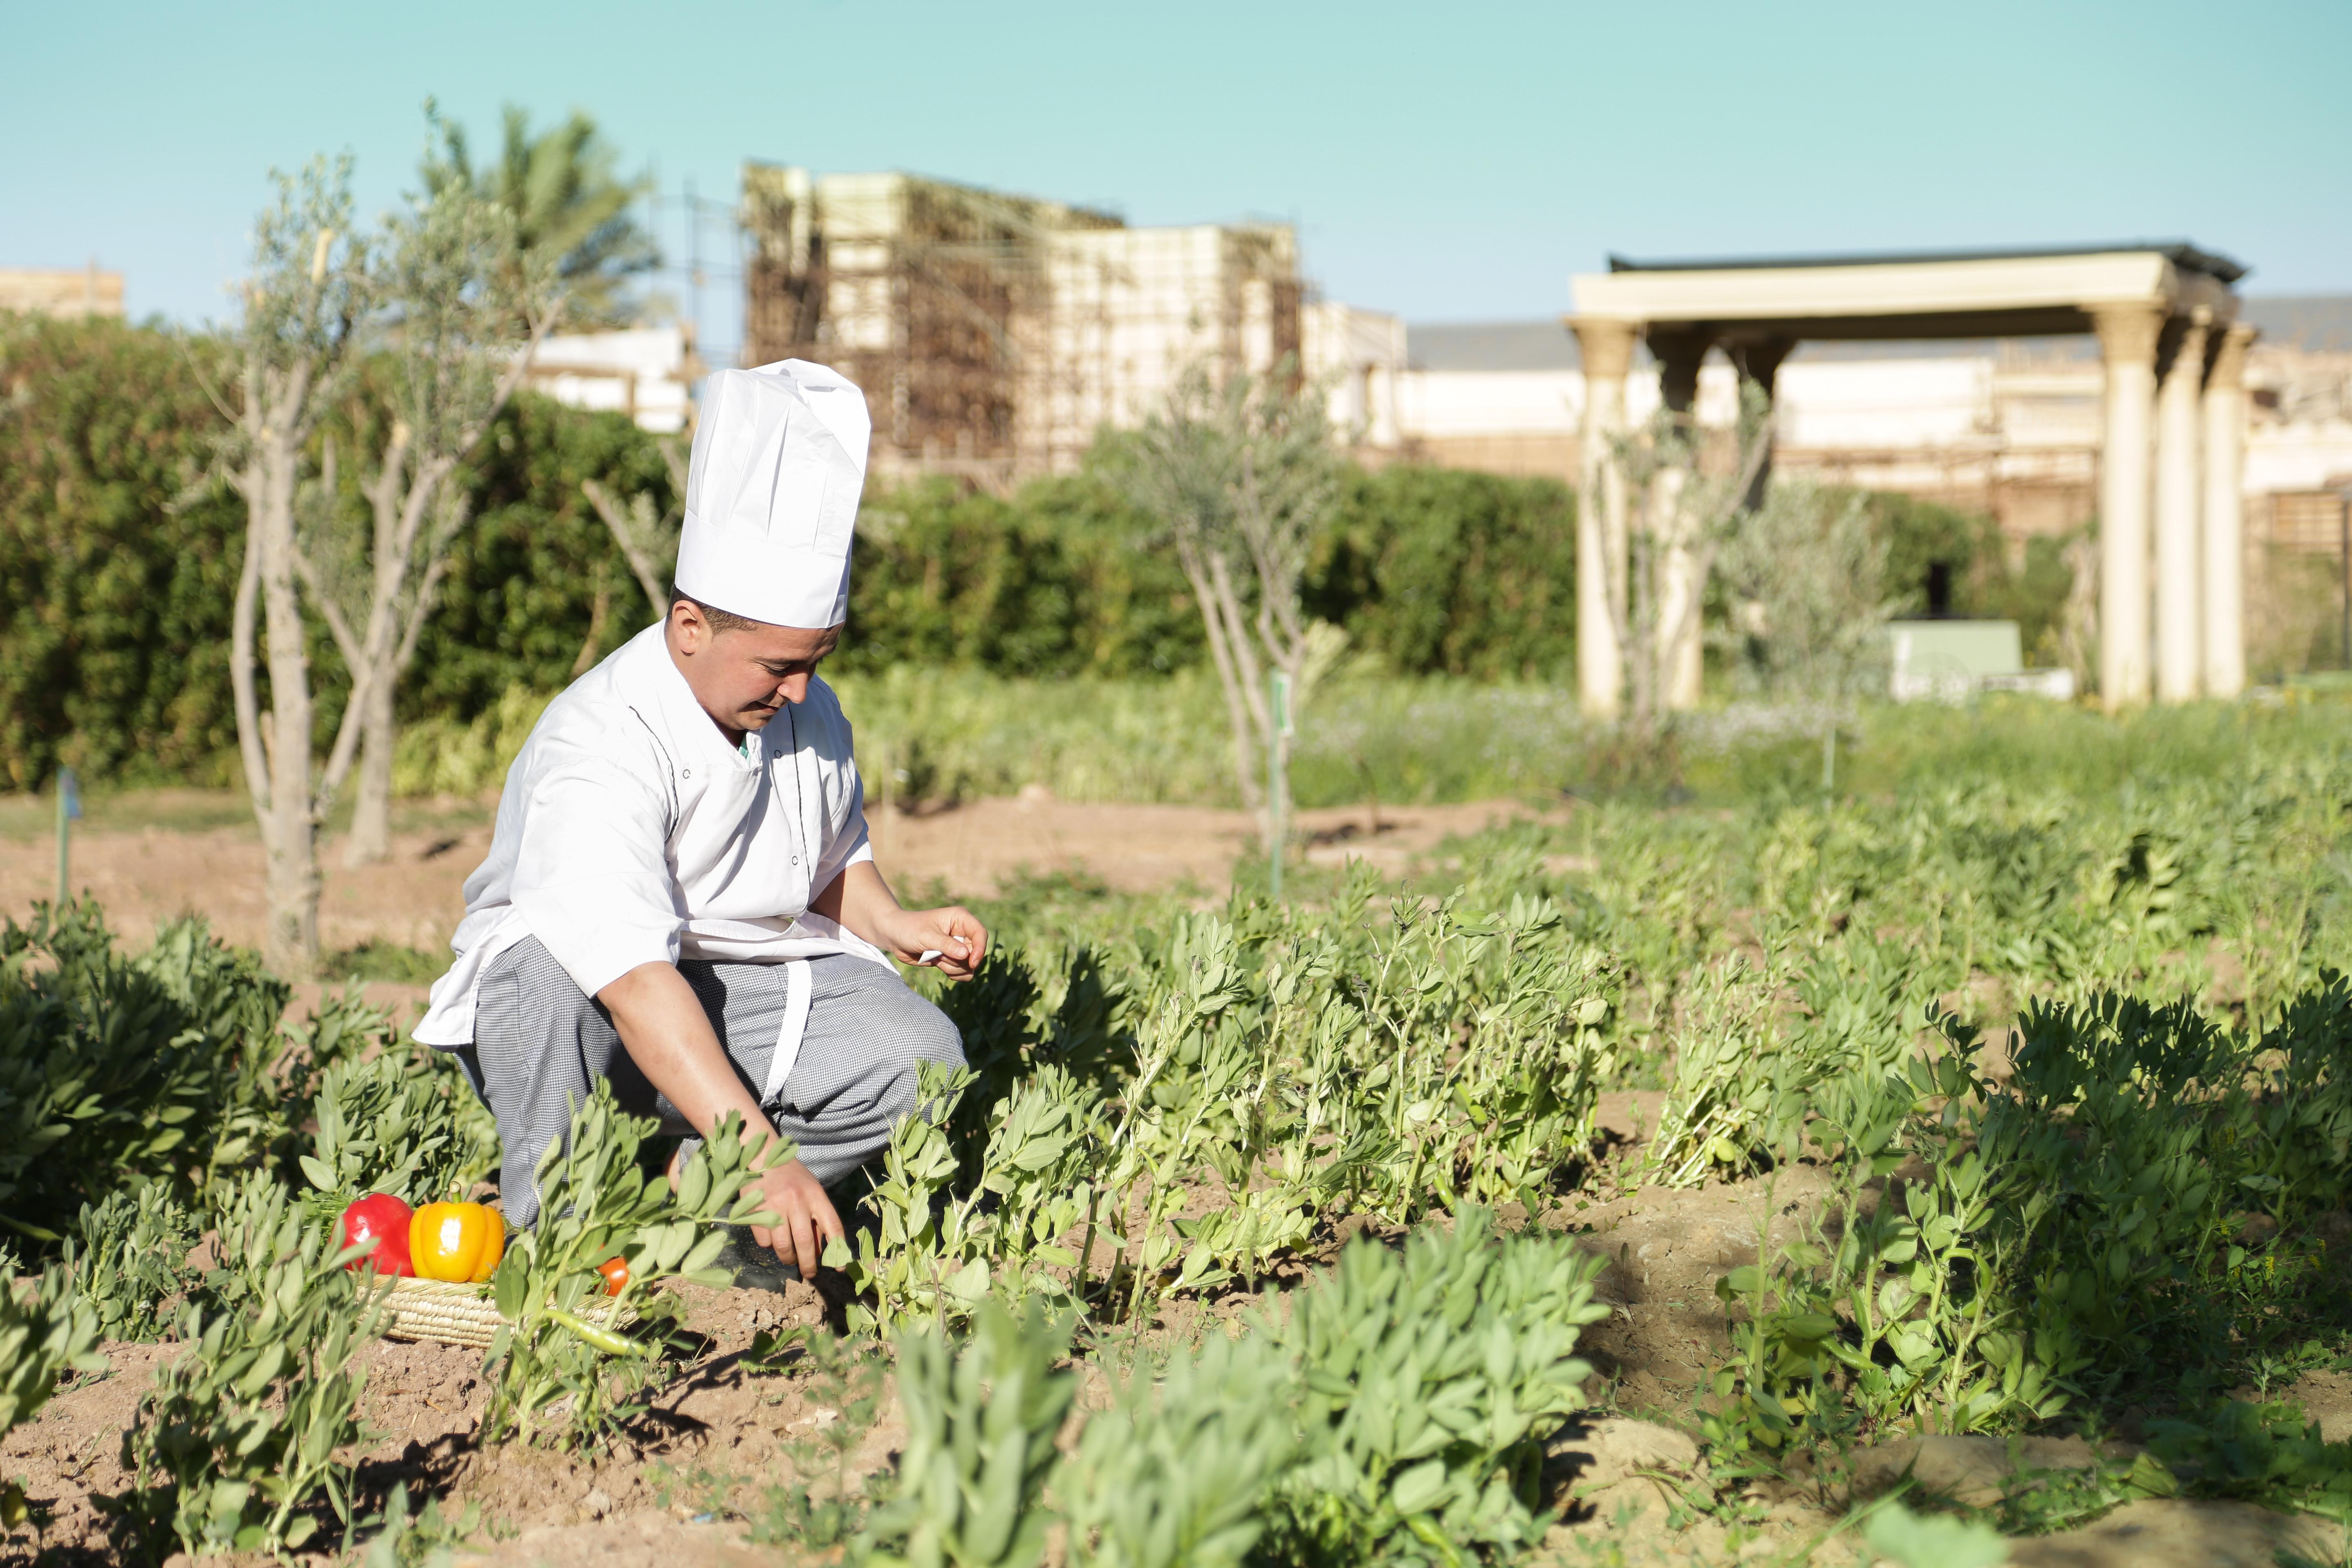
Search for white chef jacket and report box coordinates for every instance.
[413,620,888,1095]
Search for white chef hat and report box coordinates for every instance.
[673,359,872,629]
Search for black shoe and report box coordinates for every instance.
[712,1225,802,1292]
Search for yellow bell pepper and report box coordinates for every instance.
[409,1200,506,1284]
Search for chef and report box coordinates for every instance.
[413,358,985,1281]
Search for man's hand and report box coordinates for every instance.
[873,902,990,981]
[607,962,846,1278]
[815,862,990,981]
[747,1152,842,1279]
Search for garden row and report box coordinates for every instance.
[7,707,2352,1558]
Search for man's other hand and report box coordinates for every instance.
[748,1156,843,1279]
[875,903,990,981]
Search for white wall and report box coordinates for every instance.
[528,327,692,434]
[1305,301,1405,444]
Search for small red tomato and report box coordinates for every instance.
[340,1194,415,1277]
[597,1256,631,1297]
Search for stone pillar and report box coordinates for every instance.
[2153,312,2208,703]
[2093,303,2163,710]
[2202,323,2256,698]
[1650,327,1714,712]
[1571,317,1639,720]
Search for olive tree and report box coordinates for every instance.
[579,436,686,618]
[1591,383,1774,749]
[223,157,372,975]
[1713,479,1899,701]
[300,170,561,867]
[224,136,562,972]
[1098,364,1349,833]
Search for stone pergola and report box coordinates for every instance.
[1564,243,2256,716]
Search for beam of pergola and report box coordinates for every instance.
[1570,246,2241,340]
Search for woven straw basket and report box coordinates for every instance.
[379,1278,632,1350]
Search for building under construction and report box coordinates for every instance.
[740,163,1310,483]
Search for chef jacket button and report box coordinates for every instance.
[682,767,692,779]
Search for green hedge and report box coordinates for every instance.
[0,314,246,789]
[1308,466,1579,679]
[831,476,1204,678]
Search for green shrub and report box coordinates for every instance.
[0,905,294,1244]
[861,1301,1076,1568]
[115,1189,384,1557]
[0,1263,105,1529]
[1307,465,1577,680]
[1261,1209,1609,1566]
[0,312,244,790]
[65,1184,200,1343]
[1061,1334,1297,1568]
[836,476,1201,679]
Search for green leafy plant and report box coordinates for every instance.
[0,1264,107,1534]
[351,1481,484,1568]
[66,1183,200,1343]
[1860,1500,2008,1568]
[2145,1400,2352,1522]
[0,905,292,1244]
[741,1325,892,1548]
[1061,1333,1297,1568]
[480,1084,782,1449]
[1263,1208,1610,1566]
[859,1301,1076,1568]
[298,1047,499,1213]
[114,1194,385,1556]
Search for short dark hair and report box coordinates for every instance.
[669,590,766,635]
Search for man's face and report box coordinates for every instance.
[666,602,842,735]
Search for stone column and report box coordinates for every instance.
[2202,323,2256,698]
[1570,317,1639,720]
[2153,312,2208,703]
[2092,303,2164,710]
[1650,327,1714,712]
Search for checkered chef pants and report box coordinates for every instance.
[450,937,964,1227]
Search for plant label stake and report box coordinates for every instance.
[54,766,80,907]
[1269,672,1292,902]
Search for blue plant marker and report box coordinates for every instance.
[55,765,80,908]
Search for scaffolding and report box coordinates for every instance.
[742,163,1303,484]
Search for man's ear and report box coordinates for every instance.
[670,599,705,654]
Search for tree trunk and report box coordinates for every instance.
[1174,546,1262,813]
[255,432,322,977]
[342,671,398,867]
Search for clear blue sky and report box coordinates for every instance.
[6,0,2346,361]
